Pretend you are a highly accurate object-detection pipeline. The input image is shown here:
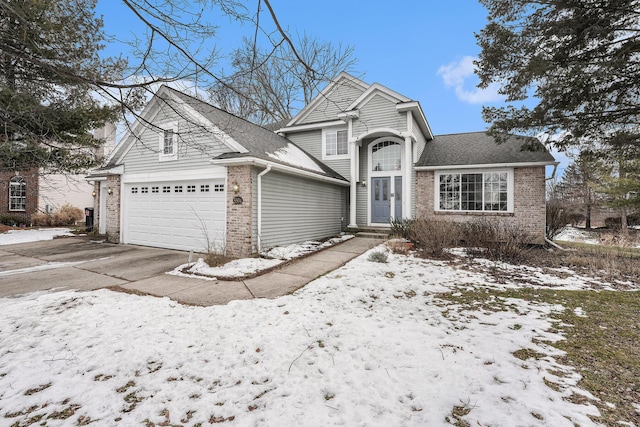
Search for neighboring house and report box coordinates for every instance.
[88,73,555,256]
[0,124,116,224]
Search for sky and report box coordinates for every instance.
[95,0,569,176]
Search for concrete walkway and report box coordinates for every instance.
[121,237,385,306]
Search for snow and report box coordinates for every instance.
[0,227,74,245]
[554,226,600,245]
[170,235,354,280]
[0,246,607,426]
[266,143,325,173]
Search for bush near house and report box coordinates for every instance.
[31,204,84,226]
[400,217,534,263]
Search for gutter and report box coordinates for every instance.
[210,157,349,186]
[257,165,272,253]
[414,161,556,171]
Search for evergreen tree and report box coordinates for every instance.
[0,0,127,173]
[476,0,640,152]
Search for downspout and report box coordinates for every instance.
[257,165,272,253]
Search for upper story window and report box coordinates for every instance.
[437,170,512,212]
[323,128,349,159]
[371,141,401,171]
[9,176,26,211]
[159,127,178,162]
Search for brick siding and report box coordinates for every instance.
[104,175,121,243]
[225,165,254,257]
[0,168,40,224]
[415,166,547,243]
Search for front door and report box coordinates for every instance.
[371,177,391,224]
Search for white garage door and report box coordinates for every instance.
[123,179,226,252]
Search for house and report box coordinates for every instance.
[88,73,555,256]
[0,124,116,225]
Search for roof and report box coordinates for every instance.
[416,132,555,168]
[108,86,346,182]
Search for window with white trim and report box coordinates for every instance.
[159,128,178,161]
[437,171,511,212]
[9,176,26,211]
[323,128,349,159]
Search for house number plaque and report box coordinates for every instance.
[233,196,243,205]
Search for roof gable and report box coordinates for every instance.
[105,86,345,181]
[347,82,410,111]
[287,72,369,126]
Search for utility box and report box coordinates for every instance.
[85,207,94,232]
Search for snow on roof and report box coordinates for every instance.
[266,143,324,174]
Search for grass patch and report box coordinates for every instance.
[437,287,639,426]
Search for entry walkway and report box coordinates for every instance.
[121,237,385,306]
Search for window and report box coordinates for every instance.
[162,186,171,193]
[214,184,225,192]
[151,186,159,193]
[141,187,149,194]
[174,185,183,193]
[131,187,138,194]
[323,128,348,159]
[187,185,196,193]
[371,141,401,171]
[9,176,26,211]
[159,127,177,161]
[438,171,510,212]
[200,184,210,192]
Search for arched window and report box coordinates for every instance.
[371,140,402,171]
[9,176,26,211]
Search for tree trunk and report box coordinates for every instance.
[620,208,629,238]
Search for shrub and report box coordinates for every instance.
[389,218,414,239]
[31,204,84,226]
[0,215,26,226]
[367,250,388,263]
[546,200,569,239]
[604,217,622,229]
[405,218,461,257]
[461,218,534,263]
[628,213,640,227]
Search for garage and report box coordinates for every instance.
[123,179,226,252]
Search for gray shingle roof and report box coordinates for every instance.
[416,132,555,167]
[166,88,346,181]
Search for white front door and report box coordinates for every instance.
[123,179,226,252]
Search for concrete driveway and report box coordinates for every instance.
[0,236,190,298]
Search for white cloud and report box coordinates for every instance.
[437,56,505,104]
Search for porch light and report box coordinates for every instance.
[361,180,366,187]
[107,188,113,195]
[92,191,97,197]
[232,182,240,193]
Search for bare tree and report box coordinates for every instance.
[209,34,357,125]
[1,0,352,172]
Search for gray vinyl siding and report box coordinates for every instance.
[120,108,229,173]
[259,171,347,248]
[286,129,351,180]
[287,130,322,158]
[301,84,366,124]
[352,94,407,137]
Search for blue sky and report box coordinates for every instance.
[96,0,568,176]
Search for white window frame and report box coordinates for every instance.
[159,125,178,162]
[9,176,26,211]
[322,126,349,160]
[434,169,514,213]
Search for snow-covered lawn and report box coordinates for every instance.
[0,227,74,246]
[171,235,354,280]
[0,247,609,426]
